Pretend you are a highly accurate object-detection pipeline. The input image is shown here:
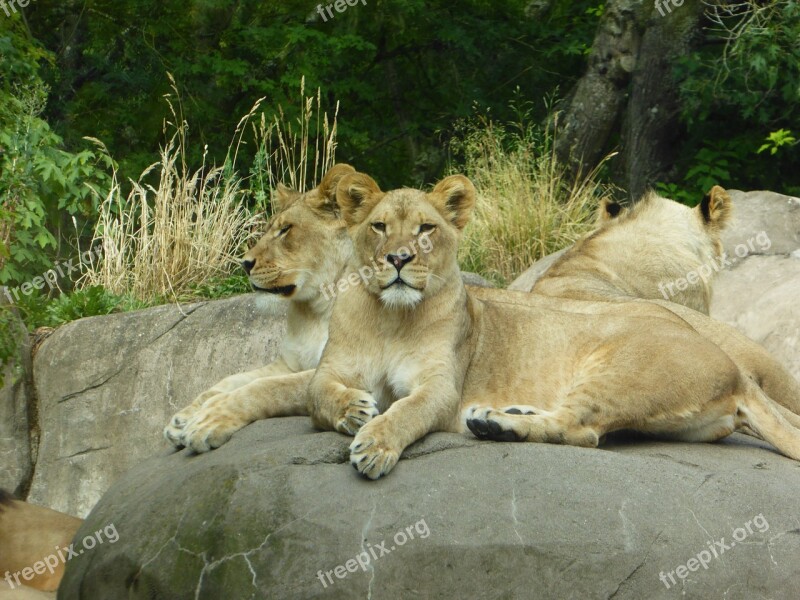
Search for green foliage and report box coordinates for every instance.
[672,1,800,195]
[187,275,251,300]
[0,305,26,388]
[12,286,147,330]
[26,0,600,189]
[656,144,742,206]
[758,128,796,155]
[0,20,114,287]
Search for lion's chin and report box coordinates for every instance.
[251,283,297,297]
[379,284,423,309]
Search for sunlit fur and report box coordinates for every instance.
[164,164,356,451]
[309,175,800,480]
[531,186,733,313]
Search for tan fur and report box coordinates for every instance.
[308,175,800,479]
[164,164,356,452]
[0,492,82,592]
[532,186,733,314]
[528,184,800,418]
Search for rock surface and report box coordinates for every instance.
[59,418,800,599]
[710,190,800,381]
[30,296,286,517]
[0,307,33,496]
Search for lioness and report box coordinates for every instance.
[0,490,82,593]
[523,187,800,416]
[308,173,800,479]
[530,187,732,314]
[163,163,356,451]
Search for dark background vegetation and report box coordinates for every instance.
[1,0,798,343]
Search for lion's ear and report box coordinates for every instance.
[336,172,383,226]
[272,183,296,212]
[312,163,357,217]
[430,175,476,230]
[597,198,626,224]
[698,185,733,230]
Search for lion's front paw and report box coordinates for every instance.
[164,409,194,447]
[349,423,400,480]
[163,389,223,447]
[181,399,250,453]
[335,393,379,436]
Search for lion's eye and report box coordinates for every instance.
[371,222,386,233]
[419,224,436,234]
[278,224,292,237]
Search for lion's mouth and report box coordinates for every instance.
[382,278,420,291]
[252,283,297,297]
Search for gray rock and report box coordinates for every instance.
[0,307,33,496]
[711,255,800,381]
[59,417,800,600]
[720,190,800,258]
[707,190,800,381]
[30,295,286,517]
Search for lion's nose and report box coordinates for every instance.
[386,252,415,272]
[241,259,256,274]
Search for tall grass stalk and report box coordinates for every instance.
[250,76,339,210]
[79,76,340,303]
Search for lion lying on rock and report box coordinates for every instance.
[532,187,732,313]
[525,187,800,418]
[308,173,800,479]
[163,164,356,451]
[167,165,800,454]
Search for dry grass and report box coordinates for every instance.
[250,76,339,210]
[79,76,339,302]
[455,116,617,285]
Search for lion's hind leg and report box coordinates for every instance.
[736,378,800,461]
[465,405,601,447]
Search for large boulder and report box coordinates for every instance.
[30,296,286,517]
[58,418,800,599]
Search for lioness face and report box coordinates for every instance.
[336,173,476,308]
[242,164,355,302]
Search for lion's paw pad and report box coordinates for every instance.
[465,407,527,442]
[502,406,537,415]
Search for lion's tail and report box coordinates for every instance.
[737,377,800,460]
